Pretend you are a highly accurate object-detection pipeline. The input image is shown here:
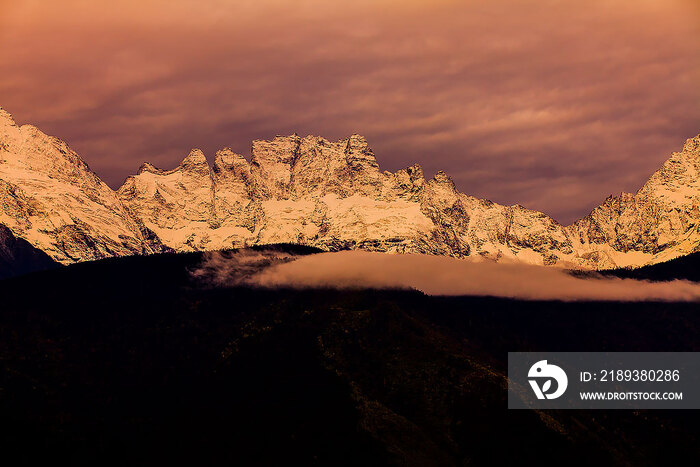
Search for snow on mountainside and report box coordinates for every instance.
[0,109,172,263]
[570,135,700,268]
[0,108,170,263]
[117,133,575,265]
[0,106,698,269]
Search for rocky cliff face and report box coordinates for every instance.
[1,106,698,269]
[569,136,700,268]
[116,133,579,264]
[0,108,169,263]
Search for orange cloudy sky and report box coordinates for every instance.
[0,0,698,223]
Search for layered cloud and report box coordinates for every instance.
[239,251,700,302]
[1,0,698,223]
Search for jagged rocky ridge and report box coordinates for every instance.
[0,107,698,269]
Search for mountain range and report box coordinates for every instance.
[1,106,698,270]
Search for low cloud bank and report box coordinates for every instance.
[235,251,700,302]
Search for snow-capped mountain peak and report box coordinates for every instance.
[0,107,16,127]
[0,112,168,263]
[1,110,698,269]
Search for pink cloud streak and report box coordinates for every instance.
[245,251,700,302]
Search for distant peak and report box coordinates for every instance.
[137,162,160,175]
[682,135,700,154]
[180,149,209,169]
[344,133,378,170]
[215,147,246,159]
[0,107,17,127]
[251,135,301,164]
[406,164,424,179]
[254,134,301,145]
[345,133,370,147]
[432,170,455,188]
[213,148,249,172]
[348,133,367,143]
[215,147,236,157]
